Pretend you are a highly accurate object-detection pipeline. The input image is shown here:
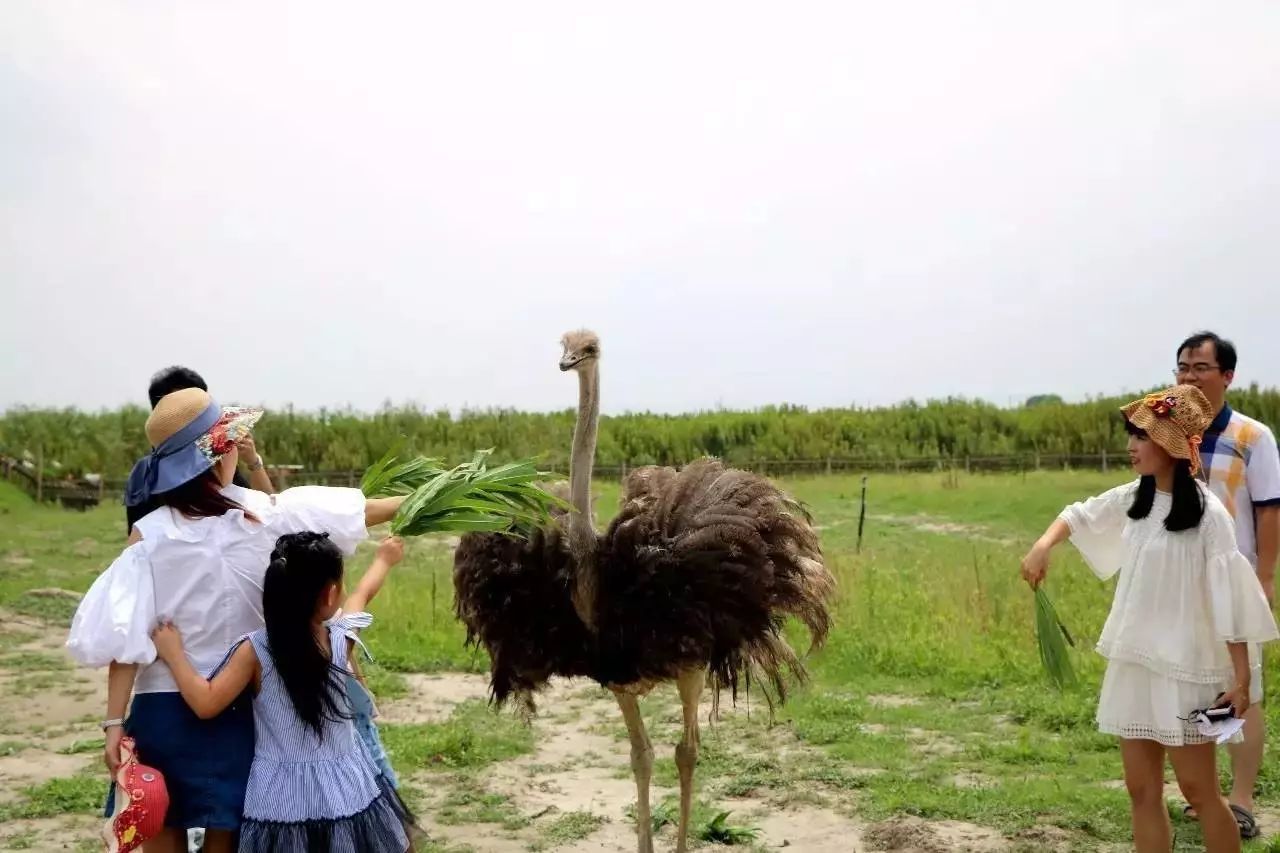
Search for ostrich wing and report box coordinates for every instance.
[452,517,597,712]
[596,458,834,699]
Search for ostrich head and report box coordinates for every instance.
[559,329,600,372]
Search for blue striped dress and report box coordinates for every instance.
[235,618,412,853]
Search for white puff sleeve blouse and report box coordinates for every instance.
[1058,480,1278,685]
[67,484,369,693]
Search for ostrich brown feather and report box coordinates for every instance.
[452,485,596,714]
[452,460,832,708]
[595,459,831,698]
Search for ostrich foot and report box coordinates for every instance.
[615,690,655,853]
[674,669,706,853]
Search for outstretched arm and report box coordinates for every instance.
[152,624,258,719]
[343,537,405,615]
[365,496,406,529]
[1020,518,1071,588]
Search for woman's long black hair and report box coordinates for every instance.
[262,531,350,738]
[159,469,259,522]
[1124,420,1205,531]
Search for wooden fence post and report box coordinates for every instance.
[35,445,44,503]
[856,475,868,553]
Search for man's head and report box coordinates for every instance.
[1174,331,1236,413]
[147,366,208,409]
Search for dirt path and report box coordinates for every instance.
[0,611,105,851]
[390,676,1022,852]
[2,621,1270,852]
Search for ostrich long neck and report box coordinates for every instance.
[568,363,600,630]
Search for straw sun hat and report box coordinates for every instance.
[1120,385,1214,475]
[125,388,262,506]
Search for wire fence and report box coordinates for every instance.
[4,451,1127,508]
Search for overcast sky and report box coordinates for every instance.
[3,2,1278,415]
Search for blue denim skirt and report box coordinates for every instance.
[106,691,254,830]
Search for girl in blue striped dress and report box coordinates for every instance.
[151,531,417,853]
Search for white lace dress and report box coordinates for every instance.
[1059,480,1279,746]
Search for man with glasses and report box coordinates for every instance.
[1175,331,1280,839]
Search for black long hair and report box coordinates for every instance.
[262,532,350,738]
[1124,420,1205,531]
[158,469,259,523]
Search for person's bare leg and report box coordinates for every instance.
[1120,739,1171,853]
[202,829,239,853]
[1226,704,1263,816]
[140,829,187,853]
[1169,742,1240,853]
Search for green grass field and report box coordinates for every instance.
[1,472,1277,851]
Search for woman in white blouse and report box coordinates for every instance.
[1021,385,1278,853]
[67,389,404,853]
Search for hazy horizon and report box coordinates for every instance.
[4,2,1278,415]
[4,380,1278,419]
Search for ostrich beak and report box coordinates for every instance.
[559,356,578,371]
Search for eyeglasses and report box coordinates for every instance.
[1173,363,1221,378]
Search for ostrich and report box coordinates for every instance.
[452,330,834,853]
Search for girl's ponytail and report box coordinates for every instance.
[263,532,349,738]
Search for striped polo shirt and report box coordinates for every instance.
[1198,404,1280,568]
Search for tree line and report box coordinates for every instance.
[3,385,1277,477]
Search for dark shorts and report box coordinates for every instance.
[106,691,255,831]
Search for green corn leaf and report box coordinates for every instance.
[1033,586,1077,689]
[360,446,400,496]
[367,451,564,540]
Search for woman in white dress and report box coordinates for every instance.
[1021,384,1278,853]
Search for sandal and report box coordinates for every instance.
[1229,804,1260,840]
[1181,803,1198,821]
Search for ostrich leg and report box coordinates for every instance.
[615,690,655,853]
[674,669,706,853]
